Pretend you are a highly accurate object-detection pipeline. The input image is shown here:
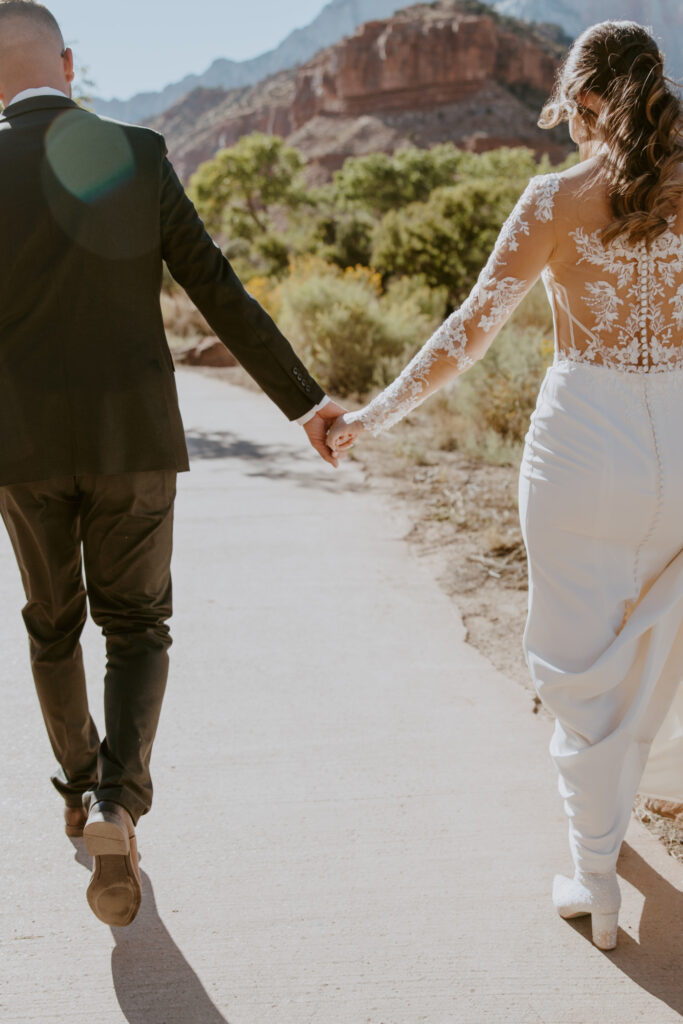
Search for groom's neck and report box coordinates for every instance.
[6,76,70,104]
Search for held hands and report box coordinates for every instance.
[303,401,349,468]
[326,413,365,455]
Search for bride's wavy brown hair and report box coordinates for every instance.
[539,20,682,245]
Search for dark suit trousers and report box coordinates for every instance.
[0,471,176,824]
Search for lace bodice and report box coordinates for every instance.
[554,221,683,372]
[350,167,683,436]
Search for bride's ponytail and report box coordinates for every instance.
[539,21,683,246]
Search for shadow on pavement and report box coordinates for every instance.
[186,429,276,463]
[185,427,360,493]
[70,840,230,1023]
[110,872,230,1024]
[567,842,682,1016]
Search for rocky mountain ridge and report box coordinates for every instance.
[95,0,680,126]
[150,1,572,182]
[485,0,682,82]
[93,0,407,123]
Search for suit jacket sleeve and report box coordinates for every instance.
[159,146,325,421]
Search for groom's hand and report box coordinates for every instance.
[304,401,348,468]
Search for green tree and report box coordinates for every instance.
[332,145,465,216]
[453,146,540,184]
[371,179,522,306]
[307,207,376,269]
[189,133,306,241]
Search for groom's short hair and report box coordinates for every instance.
[0,1,64,47]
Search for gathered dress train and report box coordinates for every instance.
[520,359,683,871]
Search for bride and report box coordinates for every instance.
[327,20,683,951]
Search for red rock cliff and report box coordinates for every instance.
[152,1,570,181]
[291,8,558,125]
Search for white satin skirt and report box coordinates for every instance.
[519,358,683,875]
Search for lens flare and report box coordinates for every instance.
[44,110,135,201]
[41,111,155,260]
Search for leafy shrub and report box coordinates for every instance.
[371,179,521,306]
[174,138,573,460]
[252,233,291,277]
[434,283,555,462]
[307,208,376,269]
[277,259,445,396]
[332,145,563,219]
[331,144,465,215]
[453,146,541,184]
[189,133,305,240]
[245,275,282,320]
[383,274,450,323]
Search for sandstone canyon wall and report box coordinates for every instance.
[151,1,572,181]
[292,9,559,123]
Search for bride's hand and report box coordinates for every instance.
[326,413,365,454]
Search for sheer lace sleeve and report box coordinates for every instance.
[348,173,560,435]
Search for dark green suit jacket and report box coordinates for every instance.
[0,94,324,486]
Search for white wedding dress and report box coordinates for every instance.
[348,160,683,873]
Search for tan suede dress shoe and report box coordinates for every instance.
[64,804,88,837]
[83,801,142,927]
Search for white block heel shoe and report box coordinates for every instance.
[552,870,621,950]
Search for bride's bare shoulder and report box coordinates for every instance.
[544,158,610,220]
[553,155,683,190]
[534,156,683,224]
[551,157,601,190]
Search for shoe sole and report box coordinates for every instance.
[84,819,141,927]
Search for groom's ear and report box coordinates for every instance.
[62,46,75,84]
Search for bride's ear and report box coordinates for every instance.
[577,90,602,120]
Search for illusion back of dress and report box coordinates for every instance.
[351,162,683,436]
[546,168,683,373]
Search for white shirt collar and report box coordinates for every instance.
[7,86,69,107]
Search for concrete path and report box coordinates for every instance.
[0,368,680,1024]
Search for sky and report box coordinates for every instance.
[46,0,328,101]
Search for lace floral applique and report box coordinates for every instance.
[583,281,623,332]
[346,319,471,435]
[567,222,683,372]
[671,284,683,328]
[572,228,637,288]
[350,174,560,436]
[534,174,561,223]
[477,277,529,332]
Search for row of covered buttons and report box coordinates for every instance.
[292,365,313,392]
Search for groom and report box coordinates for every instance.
[0,1,343,927]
